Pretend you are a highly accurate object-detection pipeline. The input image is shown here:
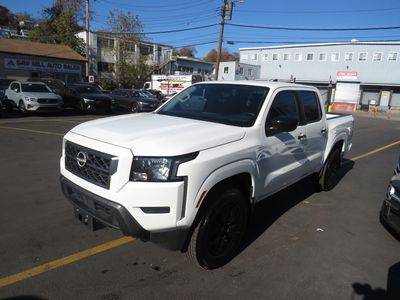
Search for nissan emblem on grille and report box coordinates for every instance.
[76,151,88,167]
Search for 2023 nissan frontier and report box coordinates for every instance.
[60,81,354,269]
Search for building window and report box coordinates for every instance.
[97,62,114,73]
[120,41,136,52]
[224,66,229,74]
[248,69,253,76]
[252,53,258,60]
[139,44,153,56]
[373,52,383,61]
[319,53,327,61]
[272,53,279,61]
[306,53,314,61]
[283,53,290,61]
[388,52,398,61]
[331,53,340,62]
[98,37,114,49]
[358,52,368,61]
[262,53,268,60]
[238,67,244,75]
[241,54,248,60]
[294,53,302,61]
[344,52,354,61]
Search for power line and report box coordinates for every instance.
[226,23,400,31]
[174,40,218,49]
[227,39,400,44]
[98,0,217,12]
[238,7,400,14]
[115,23,219,35]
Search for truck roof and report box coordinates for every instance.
[197,80,317,90]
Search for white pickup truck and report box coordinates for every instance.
[60,81,354,269]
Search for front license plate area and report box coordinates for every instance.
[73,208,105,231]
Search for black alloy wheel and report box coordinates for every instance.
[187,187,249,269]
[131,102,139,113]
[319,147,342,191]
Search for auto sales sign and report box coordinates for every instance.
[4,58,82,74]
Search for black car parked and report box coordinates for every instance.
[110,89,161,113]
[63,83,112,114]
[381,157,400,238]
[0,78,14,113]
[28,78,66,96]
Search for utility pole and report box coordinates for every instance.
[214,0,228,81]
[85,0,90,78]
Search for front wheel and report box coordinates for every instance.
[131,102,139,113]
[19,100,27,114]
[319,147,342,191]
[186,187,249,269]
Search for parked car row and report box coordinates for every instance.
[0,78,167,116]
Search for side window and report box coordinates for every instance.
[298,91,321,123]
[267,90,299,123]
[10,83,15,90]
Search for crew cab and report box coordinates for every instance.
[5,81,63,113]
[60,81,354,269]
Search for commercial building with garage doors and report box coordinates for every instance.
[0,39,85,83]
[239,41,400,110]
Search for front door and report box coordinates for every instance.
[257,90,309,198]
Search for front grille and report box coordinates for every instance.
[65,141,117,189]
[38,98,58,104]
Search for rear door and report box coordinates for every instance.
[258,89,309,198]
[297,90,327,174]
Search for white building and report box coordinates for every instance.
[217,61,260,81]
[77,31,174,79]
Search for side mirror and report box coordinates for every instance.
[14,88,19,93]
[266,117,298,136]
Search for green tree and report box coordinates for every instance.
[106,9,151,88]
[0,5,17,27]
[29,3,84,55]
[173,46,197,57]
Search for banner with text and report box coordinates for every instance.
[4,58,82,74]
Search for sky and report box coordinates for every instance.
[2,0,400,57]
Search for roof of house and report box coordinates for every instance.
[175,56,214,65]
[239,41,400,51]
[0,38,86,61]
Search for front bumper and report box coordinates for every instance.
[26,103,63,112]
[381,194,400,234]
[60,176,190,250]
[84,100,111,112]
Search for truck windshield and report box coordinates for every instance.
[22,83,51,93]
[157,84,269,127]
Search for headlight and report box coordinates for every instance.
[24,96,37,102]
[389,184,396,196]
[83,98,95,103]
[130,152,198,182]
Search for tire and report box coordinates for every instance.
[186,187,249,269]
[19,100,26,114]
[319,147,342,191]
[78,100,86,114]
[4,97,13,113]
[131,102,139,113]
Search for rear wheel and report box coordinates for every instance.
[319,147,342,191]
[186,187,249,269]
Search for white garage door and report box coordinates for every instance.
[334,82,360,103]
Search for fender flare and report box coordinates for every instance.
[193,159,258,211]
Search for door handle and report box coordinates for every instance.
[298,133,307,140]
[321,128,327,134]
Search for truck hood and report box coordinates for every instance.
[71,113,246,156]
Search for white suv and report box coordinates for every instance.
[5,81,63,113]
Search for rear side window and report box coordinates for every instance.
[267,90,299,122]
[298,91,321,123]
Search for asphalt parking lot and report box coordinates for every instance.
[0,112,399,299]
